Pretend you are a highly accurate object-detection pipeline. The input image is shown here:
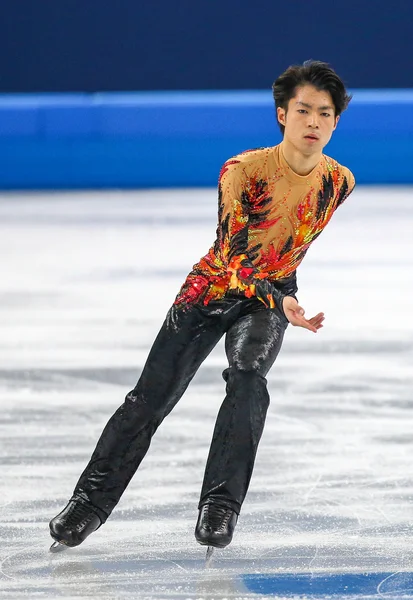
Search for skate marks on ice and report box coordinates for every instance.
[0,533,289,599]
[3,539,413,599]
[1,188,413,598]
[3,502,413,599]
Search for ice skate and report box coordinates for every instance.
[205,545,215,566]
[49,540,69,553]
[195,503,238,560]
[49,499,102,551]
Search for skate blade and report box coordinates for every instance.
[205,545,215,566]
[49,541,68,553]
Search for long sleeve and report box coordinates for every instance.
[174,146,355,311]
[335,168,356,210]
[216,158,294,311]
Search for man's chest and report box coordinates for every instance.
[250,177,337,228]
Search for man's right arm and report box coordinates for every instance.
[217,158,290,312]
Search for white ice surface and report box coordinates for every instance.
[1,187,413,599]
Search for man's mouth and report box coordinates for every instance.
[304,134,319,140]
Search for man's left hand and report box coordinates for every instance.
[282,296,324,333]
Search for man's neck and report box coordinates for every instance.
[280,139,322,176]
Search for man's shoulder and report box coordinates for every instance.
[233,146,274,163]
[220,146,274,174]
[322,154,356,189]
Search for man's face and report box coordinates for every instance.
[277,84,339,155]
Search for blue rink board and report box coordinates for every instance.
[0,90,411,189]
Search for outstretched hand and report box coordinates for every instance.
[282,296,324,333]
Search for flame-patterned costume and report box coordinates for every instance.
[58,145,356,535]
[175,144,355,311]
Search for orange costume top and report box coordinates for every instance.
[175,144,355,311]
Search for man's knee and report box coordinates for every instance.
[222,366,267,388]
[123,389,158,420]
[222,367,270,413]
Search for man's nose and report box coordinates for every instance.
[308,113,319,127]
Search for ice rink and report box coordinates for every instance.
[1,186,413,599]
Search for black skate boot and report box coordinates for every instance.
[49,499,102,551]
[195,503,238,549]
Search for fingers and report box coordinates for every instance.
[299,318,318,333]
[310,312,325,322]
[288,311,325,333]
[286,313,316,332]
[309,313,325,329]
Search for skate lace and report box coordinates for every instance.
[65,502,95,529]
[205,505,232,532]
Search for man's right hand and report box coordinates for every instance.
[282,296,324,333]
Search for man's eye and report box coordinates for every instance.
[321,112,331,117]
[298,109,307,114]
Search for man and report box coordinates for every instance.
[49,60,355,552]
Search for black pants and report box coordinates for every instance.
[73,296,288,521]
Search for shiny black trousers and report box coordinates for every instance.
[73,296,288,521]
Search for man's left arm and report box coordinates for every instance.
[336,169,356,210]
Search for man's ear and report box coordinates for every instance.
[277,106,286,127]
[333,115,340,131]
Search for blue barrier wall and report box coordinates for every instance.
[1,0,412,92]
[0,90,412,189]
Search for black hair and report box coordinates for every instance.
[272,60,352,135]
